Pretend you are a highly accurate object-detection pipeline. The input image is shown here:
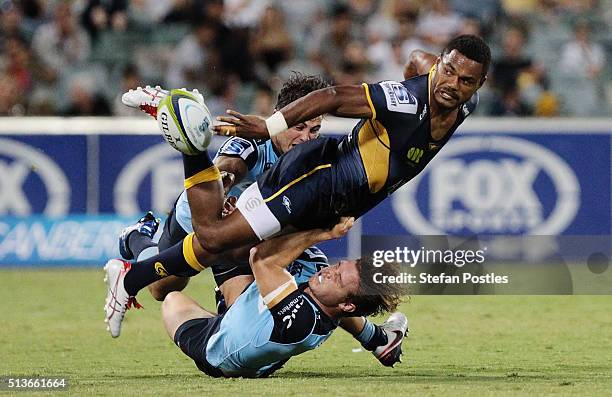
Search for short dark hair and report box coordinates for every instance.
[442,34,491,77]
[347,258,405,317]
[276,72,330,110]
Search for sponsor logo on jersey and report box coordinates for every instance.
[380,81,418,114]
[220,137,255,160]
[392,136,581,234]
[245,197,262,212]
[419,104,428,120]
[279,296,304,329]
[0,138,70,216]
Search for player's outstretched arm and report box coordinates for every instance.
[249,217,354,298]
[215,157,246,194]
[212,85,372,139]
[403,50,437,80]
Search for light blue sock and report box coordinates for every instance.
[355,319,376,345]
[137,246,159,262]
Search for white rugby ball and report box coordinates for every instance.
[156,89,213,155]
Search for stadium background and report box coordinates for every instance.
[1,0,611,395]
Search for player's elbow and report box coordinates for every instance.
[248,247,273,270]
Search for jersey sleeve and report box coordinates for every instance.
[461,92,479,118]
[268,289,316,344]
[215,137,258,169]
[363,81,420,126]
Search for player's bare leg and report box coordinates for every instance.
[218,275,254,307]
[183,171,258,256]
[148,276,190,301]
[161,291,215,339]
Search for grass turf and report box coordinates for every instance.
[1,268,611,396]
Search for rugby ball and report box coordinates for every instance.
[156,89,213,155]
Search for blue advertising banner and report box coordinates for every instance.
[363,133,611,236]
[0,136,88,215]
[0,215,131,266]
[0,119,611,266]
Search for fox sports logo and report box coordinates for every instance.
[392,136,581,235]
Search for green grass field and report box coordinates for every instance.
[1,268,611,396]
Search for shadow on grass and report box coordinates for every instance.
[90,369,553,383]
[275,370,551,382]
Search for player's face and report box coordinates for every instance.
[274,117,322,153]
[308,260,360,308]
[433,49,485,110]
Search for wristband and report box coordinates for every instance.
[265,111,289,137]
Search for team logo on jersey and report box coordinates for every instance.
[379,81,418,114]
[392,136,581,235]
[0,138,70,216]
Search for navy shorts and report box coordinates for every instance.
[256,137,341,231]
[173,316,225,378]
[158,205,188,251]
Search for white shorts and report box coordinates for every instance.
[236,183,281,240]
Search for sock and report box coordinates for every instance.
[183,152,222,191]
[128,232,157,259]
[137,246,159,262]
[123,233,205,295]
[358,319,388,351]
[183,152,212,177]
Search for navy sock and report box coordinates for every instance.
[123,235,203,295]
[128,232,157,259]
[183,152,213,178]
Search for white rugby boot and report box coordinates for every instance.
[372,312,409,367]
[104,259,142,338]
[121,85,204,118]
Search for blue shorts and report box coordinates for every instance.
[174,316,225,378]
[236,138,342,239]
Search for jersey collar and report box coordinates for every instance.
[299,282,340,329]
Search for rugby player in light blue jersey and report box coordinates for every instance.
[116,74,408,366]
[158,216,405,378]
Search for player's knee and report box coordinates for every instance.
[161,291,183,316]
[148,285,166,301]
[148,277,189,301]
[192,224,226,254]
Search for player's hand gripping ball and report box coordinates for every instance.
[157,89,213,155]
